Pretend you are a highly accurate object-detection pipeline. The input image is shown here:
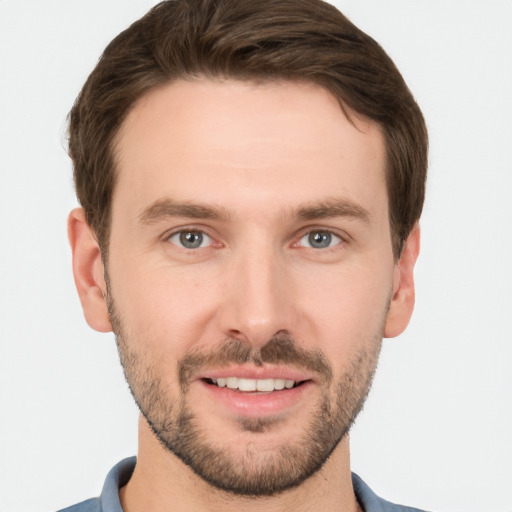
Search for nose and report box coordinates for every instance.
[217,243,295,347]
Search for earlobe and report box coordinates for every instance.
[384,223,421,338]
[68,208,112,333]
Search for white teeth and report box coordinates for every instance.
[256,379,274,392]
[226,377,239,389]
[238,378,257,391]
[273,379,286,390]
[210,377,299,391]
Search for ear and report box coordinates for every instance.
[384,223,420,338]
[68,208,112,332]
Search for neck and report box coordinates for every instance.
[120,416,360,512]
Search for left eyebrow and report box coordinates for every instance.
[138,198,230,225]
[293,198,371,223]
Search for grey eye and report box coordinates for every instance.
[169,230,211,249]
[300,230,341,249]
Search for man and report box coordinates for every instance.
[63,0,428,510]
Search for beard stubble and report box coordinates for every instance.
[107,289,384,496]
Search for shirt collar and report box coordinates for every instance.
[99,457,413,512]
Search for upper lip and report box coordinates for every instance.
[196,364,315,383]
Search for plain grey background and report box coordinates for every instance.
[0,1,511,511]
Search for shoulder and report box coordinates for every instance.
[57,497,101,512]
[56,457,136,512]
[352,473,431,512]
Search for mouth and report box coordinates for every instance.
[195,366,316,417]
[203,377,307,393]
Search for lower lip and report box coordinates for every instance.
[199,380,314,417]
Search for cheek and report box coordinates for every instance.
[109,260,221,356]
[296,259,393,357]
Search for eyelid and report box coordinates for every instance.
[163,225,217,249]
[161,224,349,250]
[299,230,342,249]
[291,226,349,247]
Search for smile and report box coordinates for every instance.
[205,377,304,392]
[200,376,313,417]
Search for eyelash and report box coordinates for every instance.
[296,230,343,250]
[164,227,346,252]
[166,229,216,250]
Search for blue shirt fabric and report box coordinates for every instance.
[58,457,429,512]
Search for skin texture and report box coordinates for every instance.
[69,79,420,512]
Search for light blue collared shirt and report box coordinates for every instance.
[58,457,430,512]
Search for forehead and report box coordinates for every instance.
[112,78,387,222]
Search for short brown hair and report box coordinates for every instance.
[69,0,428,258]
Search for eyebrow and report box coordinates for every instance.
[138,197,370,225]
[138,199,230,225]
[294,198,370,223]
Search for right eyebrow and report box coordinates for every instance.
[138,198,230,225]
[293,198,371,224]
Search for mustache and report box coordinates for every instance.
[178,333,333,389]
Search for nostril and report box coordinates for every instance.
[224,329,250,344]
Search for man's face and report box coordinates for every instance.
[102,79,398,494]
